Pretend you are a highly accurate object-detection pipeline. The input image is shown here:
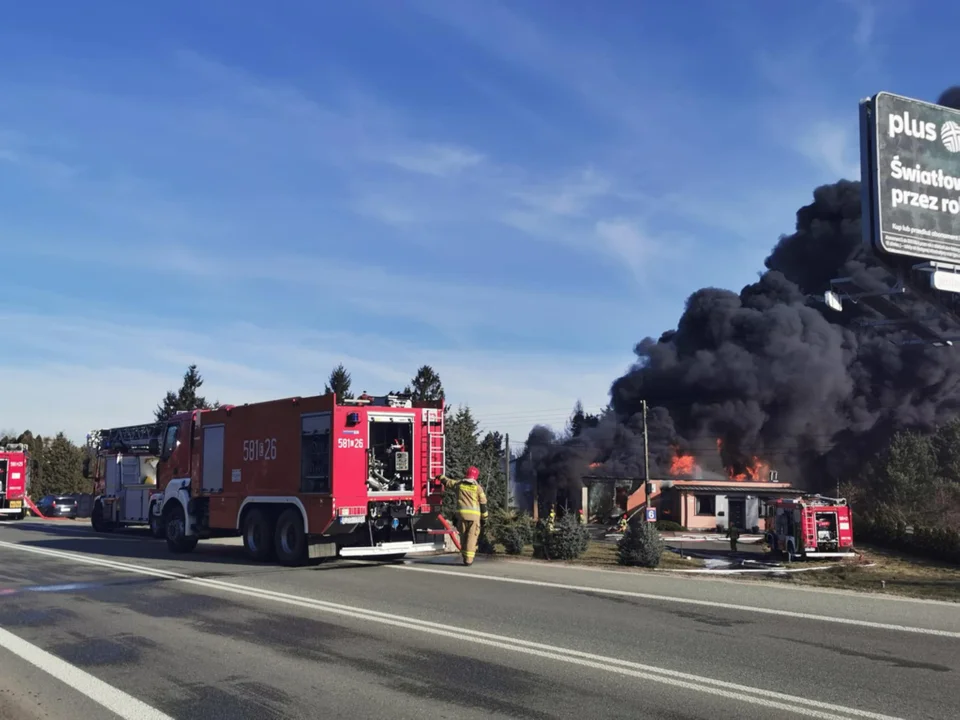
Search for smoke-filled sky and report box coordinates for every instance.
[2,0,959,446]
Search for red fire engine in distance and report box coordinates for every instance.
[0,443,30,520]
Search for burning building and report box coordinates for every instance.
[516,88,960,526]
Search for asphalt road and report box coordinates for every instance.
[0,521,958,720]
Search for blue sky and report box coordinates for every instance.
[0,0,953,445]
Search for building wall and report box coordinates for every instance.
[680,493,719,530]
[679,492,769,531]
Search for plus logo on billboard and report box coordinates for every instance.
[942,122,960,153]
[863,92,960,264]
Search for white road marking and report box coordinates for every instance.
[0,626,174,720]
[0,540,907,719]
[388,564,960,638]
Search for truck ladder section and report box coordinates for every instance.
[88,422,165,453]
[424,408,446,480]
[802,510,817,550]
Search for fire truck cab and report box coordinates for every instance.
[84,423,167,537]
[152,391,448,566]
[765,495,856,561]
[0,443,30,520]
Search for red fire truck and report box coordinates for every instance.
[766,494,856,561]
[151,391,448,566]
[0,443,30,520]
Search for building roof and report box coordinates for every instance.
[666,483,805,496]
[661,479,793,489]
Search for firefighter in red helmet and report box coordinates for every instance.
[438,466,489,566]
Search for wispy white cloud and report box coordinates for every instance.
[404,0,691,137]
[843,0,876,52]
[794,120,861,181]
[0,309,626,447]
[594,219,654,281]
[0,47,665,293]
[510,167,612,217]
[6,235,633,352]
[387,143,485,177]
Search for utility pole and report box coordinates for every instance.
[642,400,651,503]
[504,433,511,510]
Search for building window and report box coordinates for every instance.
[695,495,716,516]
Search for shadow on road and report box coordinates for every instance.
[3,523,400,575]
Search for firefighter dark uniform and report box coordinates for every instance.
[439,466,488,566]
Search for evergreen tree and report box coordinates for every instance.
[445,405,480,479]
[324,363,354,399]
[16,430,45,495]
[443,406,507,511]
[39,432,86,496]
[404,365,445,402]
[477,430,507,510]
[934,418,960,482]
[567,400,600,438]
[155,364,214,422]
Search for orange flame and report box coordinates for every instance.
[668,447,700,477]
[716,438,772,481]
[727,456,772,481]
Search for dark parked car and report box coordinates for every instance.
[36,495,78,519]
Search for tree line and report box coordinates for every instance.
[843,420,960,562]
[3,362,510,506]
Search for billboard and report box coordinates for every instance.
[861,92,960,265]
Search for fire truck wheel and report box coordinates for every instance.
[90,498,114,533]
[165,504,199,554]
[242,508,276,562]
[148,510,164,539]
[274,507,307,567]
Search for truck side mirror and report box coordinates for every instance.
[82,457,91,479]
[149,438,160,456]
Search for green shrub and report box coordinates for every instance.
[655,520,686,532]
[532,514,590,560]
[477,508,534,555]
[617,520,665,568]
[495,511,534,555]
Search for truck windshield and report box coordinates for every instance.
[161,424,179,460]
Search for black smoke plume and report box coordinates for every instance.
[522,88,960,508]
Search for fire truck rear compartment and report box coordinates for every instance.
[815,511,839,549]
[366,415,414,495]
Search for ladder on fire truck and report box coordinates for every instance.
[422,407,445,479]
[87,422,165,453]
